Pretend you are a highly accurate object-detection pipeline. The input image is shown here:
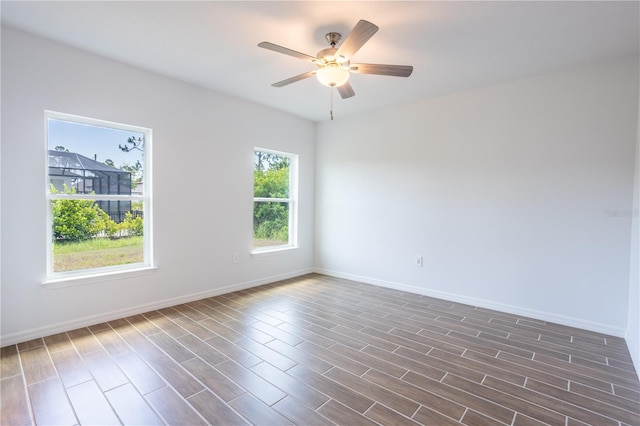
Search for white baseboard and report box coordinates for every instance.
[0,268,313,347]
[313,268,627,338]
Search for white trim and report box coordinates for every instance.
[313,268,627,338]
[43,266,158,288]
[251,246,298,257]
[1,268,313,347]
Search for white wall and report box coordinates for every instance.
[628,84,640,373]
[0,27,315,345]
[315,58,640,336]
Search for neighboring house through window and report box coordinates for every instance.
[253,148,298,252]
[45,111,152,280]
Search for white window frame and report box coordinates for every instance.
[44,111,154,285]
[252,147,298,255]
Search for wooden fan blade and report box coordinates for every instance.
[350,63,413,77]
[271,71,316,87]
[258,42,319,63]
[337,81,355,99]
[336,20,379,60]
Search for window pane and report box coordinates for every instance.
[254,151,290,198]
[253,201,289,248]
[48,119,144,195]
[51,199,144,272]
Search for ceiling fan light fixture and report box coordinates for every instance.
[316,65,350,87]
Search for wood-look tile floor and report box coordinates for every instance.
[2,274,639,425]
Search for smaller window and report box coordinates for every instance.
[253,148,298,252]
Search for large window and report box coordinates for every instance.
[45,111,152,280]
[253,148,298,252]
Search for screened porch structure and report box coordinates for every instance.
[48,150,132,221]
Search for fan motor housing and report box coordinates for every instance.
[317,47,349,65]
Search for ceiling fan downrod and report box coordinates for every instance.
[325,32,341,48]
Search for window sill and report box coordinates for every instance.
[251,246,298,258]
[43,265,157,289]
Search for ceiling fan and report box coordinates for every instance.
[258,20,413,101]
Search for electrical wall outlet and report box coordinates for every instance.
[416,255,424,268]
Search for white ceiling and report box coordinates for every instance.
[2,1,639,122]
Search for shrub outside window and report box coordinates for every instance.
[253,148,298,252]
[45,111,152,280]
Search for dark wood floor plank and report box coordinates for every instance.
[171,315,218,340]
[363,368,466,421]
[235,336,296,370]
[108,317,137,335]
[325,366,420,416]
[360,326,434,354]
[484,375,620,426]
[316,398,379,426]
[147,331,196,363]
[1,345,21,379]
[526,378,640,424]
[272,395,335,425]
[66,380,121,425]
[395,346,485,383]
[119,329,166,361]
[146,385,207,425]
[42,332,73,353]
[199,318,245,342]
[331,324,400,352]
[287,364,374,413]
[402,370,516,424]
[250,361,330,410]
[149,314,189,338]
[187,390,249,425]
[181,357,246,402]
[299,339,370,376]
[570,380,640,414]
[329,342,408,378]
[82,349,129,392]
[411,405,462,425]
[126,313,163,336]
[146,354,203,398]
[114,352,166,395]
[228,392,295,426]
[17,339,44,352]
[205,336,261,368]
[442,373,566,425]
[171,303,209,321]
[1,375,32,426]
[464,349,570,389]
[362,345,447,381]
[277,321,336,347]
[68,327,102,355]
[177,334,228,366]
[27,378,78,425]
[224,319,273,344]
[215,359,287,405]
[20,346,56,385]
[303,323,366,350]
[265,338,333,374]
[105,383,165,425]
[49,347,93,388]
[93,327,133,357]
[249,319,305,346]
[428,347,526,386]
[365,402,421,426]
